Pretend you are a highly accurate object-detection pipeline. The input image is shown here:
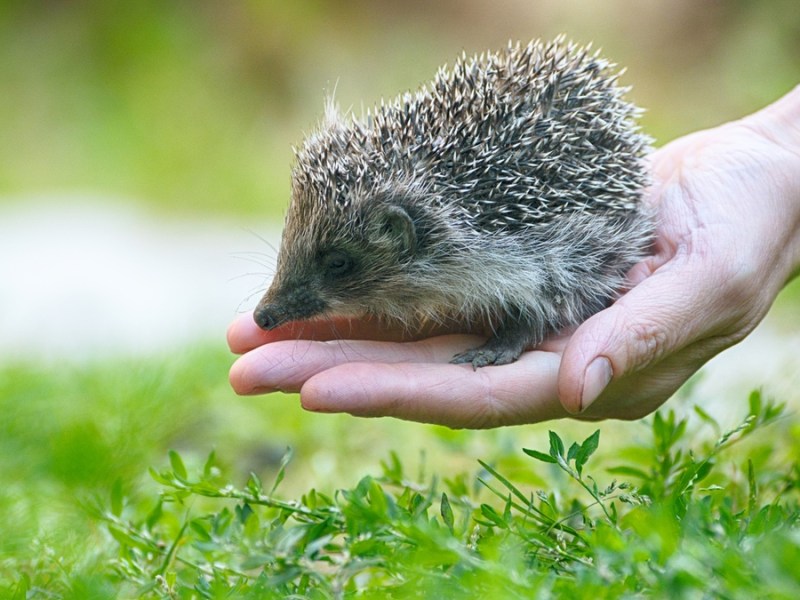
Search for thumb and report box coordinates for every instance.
[557,263,720,414]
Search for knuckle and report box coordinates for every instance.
[612,306,671,372]
[628,319,670,368]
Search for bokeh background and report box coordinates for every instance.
[2,0,799,216]
[1,0,800,589]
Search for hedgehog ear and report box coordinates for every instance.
[369,204,417,255]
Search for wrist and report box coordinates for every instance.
[753,84,800,151]
[773,144,800,285]
[747,87,800,285]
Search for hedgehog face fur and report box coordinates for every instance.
[256,176,457,329]
[255,38,654,368]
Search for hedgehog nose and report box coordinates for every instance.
[254,306,279,330]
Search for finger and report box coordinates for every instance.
[227,312,269,353]
[301,350,567,428]
[226,312,454,354]
[229,334,485,394]
[226,313,395,354]
[558,259,730,414]
[577,341,712,421]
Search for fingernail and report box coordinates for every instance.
[301,400,335,413]
[581,357,613,411]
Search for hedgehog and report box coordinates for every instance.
[254,38,653,368]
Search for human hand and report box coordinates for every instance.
[228,314,574,427]
[558,91,800,418]
[228,87,800,428]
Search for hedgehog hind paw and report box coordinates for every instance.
[451,322,542,369]
[451,346,522,369]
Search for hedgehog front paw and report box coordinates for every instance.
[451,346,521,370]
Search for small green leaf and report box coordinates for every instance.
[203,450,217,479]
[354,475,373,499]
[575,430,600,476]
[108,524,153,552]
[580,430,601,458]
[165,571,177,589]
[440,492,454,532]
[237,502,254,524]
[693,405,719,431]
[145,500,163,530]
[503,495,512,522]
[368,479,389,516]
[247,472,263,497]
[213,508,233,535]
[694,460,715,483]
[673,419,688,443]
[653,410,664,437]
[606,466,649,480]
[748,389,762,419]
[169,450,188,481]
[480,503,508,529]
[380,450,404,482]
[270,447,293,495]
[522,448,557,464]
[549,431,565,459]
[304,488,318,509]
[189,518,212,542]
[567,442,580,462]
[410,492,426,515]
[149,467,172,486]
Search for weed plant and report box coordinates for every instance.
[2,344,798,598]
[11,391,796,598]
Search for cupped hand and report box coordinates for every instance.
[228,314,571,428]
[228,88,800,428]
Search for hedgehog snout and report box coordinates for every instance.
[253,281,329,331]
[253,304,281,330]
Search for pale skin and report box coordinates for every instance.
[228,85,800,429]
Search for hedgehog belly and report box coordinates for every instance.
[448,210,652,368]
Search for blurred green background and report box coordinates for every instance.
[2,0,798,217]
[1,0,799,593]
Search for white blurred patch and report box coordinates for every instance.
[0,197,280,362]
[0,197,797,419]
[688,322,800,422]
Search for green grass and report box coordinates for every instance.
[2,346,800,598]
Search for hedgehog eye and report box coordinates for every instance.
[321,250,353,277]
